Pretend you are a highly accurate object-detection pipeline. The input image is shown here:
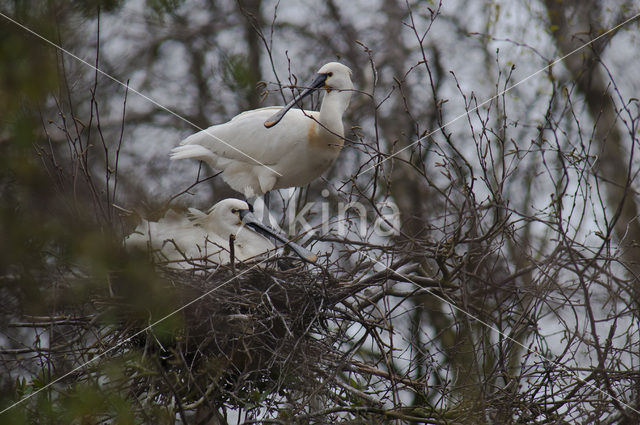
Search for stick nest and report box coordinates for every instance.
[96,261,347,409]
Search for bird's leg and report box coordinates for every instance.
[229,234,236,274]
[246,195,266,223]
[248,192,279,229]
[262,191,271,224]
[246,195,258,211]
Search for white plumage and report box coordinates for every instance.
[125,198,316,269]
[170,62,354,197]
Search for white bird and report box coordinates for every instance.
[170,62,354,197]
[125,198,316,269]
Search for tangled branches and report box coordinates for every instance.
[3,1,640,423]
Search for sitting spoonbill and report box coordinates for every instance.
[125,198,316,269]
[170,62,354,197]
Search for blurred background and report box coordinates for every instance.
[1,0,640,423]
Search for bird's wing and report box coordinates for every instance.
[229,106,282,122]
[234,226,275,260]
[172,108,319,168]
[150,217,225,260]
[124,220,151,248]
[125,212,233,267]
[187,207,208,224]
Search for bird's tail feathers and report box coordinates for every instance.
[170,145,216,163]
[187,207,209,225]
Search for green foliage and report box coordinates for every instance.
[58,382,136,424]
[0,4,184,422]
[222,54,256,90]
[0,6,64,322]
[9,367,140,424]
[221,53,260,106]
[0,16,57,118]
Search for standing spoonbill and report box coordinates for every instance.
[125,198,316,269]
[169,62,354,198]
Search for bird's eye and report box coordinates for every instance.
[232,208,238,214]
[327,72,334,77]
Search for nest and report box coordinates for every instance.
[96,260,348,409]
